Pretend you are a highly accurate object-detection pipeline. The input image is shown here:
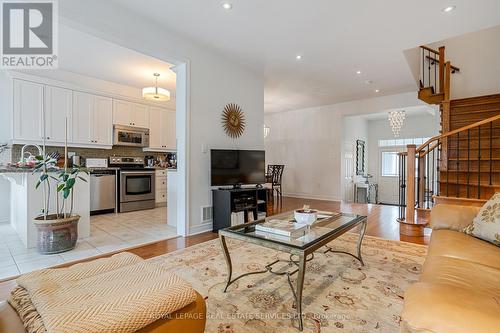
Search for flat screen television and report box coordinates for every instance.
[211,149,266,187]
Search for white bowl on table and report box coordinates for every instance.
[294,209,318,227]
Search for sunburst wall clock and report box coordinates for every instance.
[221,103,246,138]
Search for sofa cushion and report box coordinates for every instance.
[427,229,500,269]
[464,192,500,246]
[420,255,500,295]
[402,282,500,333]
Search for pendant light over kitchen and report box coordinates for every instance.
[142,73,170,101]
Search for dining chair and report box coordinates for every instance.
[266,164,285,202]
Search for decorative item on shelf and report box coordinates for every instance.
[142,73,171,101]
[388,110,406,137]
[33,118,89,254]
[221,103,246,138]
[263,124,270,138]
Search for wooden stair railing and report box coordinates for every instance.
[418,46,461,139]
[397,114,500,234]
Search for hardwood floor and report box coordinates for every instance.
[0,197,430,301]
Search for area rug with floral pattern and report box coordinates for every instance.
[148,233,427,333]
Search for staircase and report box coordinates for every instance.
[440,95,500,202]
[397,45,500,235]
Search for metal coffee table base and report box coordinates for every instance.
[219,219,367,331]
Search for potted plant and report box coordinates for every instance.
[33,154,88,254]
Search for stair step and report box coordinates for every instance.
[451,135,500,142]
[433,195,487,207]
[451,113,500,123]
[451,94,500,107]
[451,104,500,115]
[418,87,444,105]
[440,171,500,183]
[446,165,500,172]
[439,180,500,188]
[447,157,500,161]
[438,184,498,200]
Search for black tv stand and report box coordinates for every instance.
[212,187,268,231]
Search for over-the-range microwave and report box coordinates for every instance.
[113,125,150,147]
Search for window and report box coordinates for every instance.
[378,137,431,147]
[381,151,399,177]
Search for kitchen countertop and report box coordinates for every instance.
[0,166,177,173]
[87,167,120,172]
[0,166,47,173]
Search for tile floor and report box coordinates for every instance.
[0,207,177,280]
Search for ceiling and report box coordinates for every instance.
[110,0,500,113]
[361,105,437,121]
[23,24,177,106]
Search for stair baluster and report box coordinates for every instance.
[490,121,493,185]
[456,132,460,197]
[467,129,470,198]
[478,126,481,199]
[426,144,430,209]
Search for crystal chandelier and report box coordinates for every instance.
[388,110,406,137]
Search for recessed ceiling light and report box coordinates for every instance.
[442,5,456,13]
[375,89,380,93]
[222,2,232,10]
[296,55,302,60]
[356,70,362,75]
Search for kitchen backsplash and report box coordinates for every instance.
[10,144,169,164]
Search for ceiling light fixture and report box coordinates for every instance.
[388,110,406,137]
[296,55,302,60]
[142,73,171,101]
[356,70,362,75]
[222,2,232,10]
[375,89,380,93]
[442,5,456,13]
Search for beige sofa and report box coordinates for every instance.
[401,204,500,333]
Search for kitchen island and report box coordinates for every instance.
[0,167,90,249]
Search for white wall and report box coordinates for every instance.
[57,0,264,235]
[429,25,500,100]
[0,72,13,224]
[264,92,425,201]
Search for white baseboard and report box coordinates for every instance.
[282,192,341,202]
[188,222,212,236]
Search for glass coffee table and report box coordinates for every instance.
[219,211,367,331]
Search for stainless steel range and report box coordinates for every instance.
[109,156,156,212]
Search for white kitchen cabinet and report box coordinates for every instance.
[44,85,73,143]
[72,92,93,144]
[112,100,149,128]
[13,80,44,142]
[148,107,163,149]
[93,96,113,145]
[132,103,149,128]
[163,110,176,150]
[72,92,112,147]
[155,169,167,205]
[146,107,176,151]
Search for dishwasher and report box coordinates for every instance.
[90,170,117,215]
